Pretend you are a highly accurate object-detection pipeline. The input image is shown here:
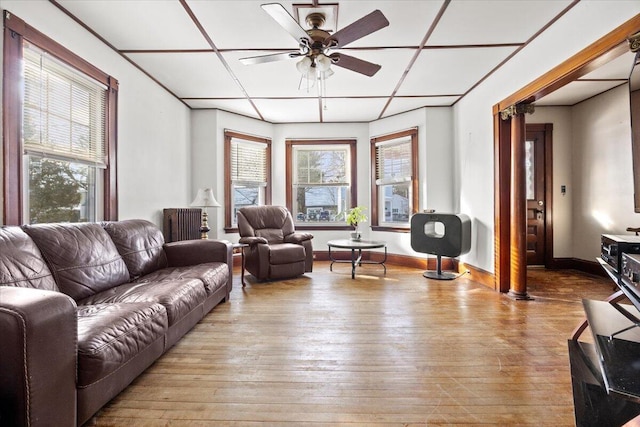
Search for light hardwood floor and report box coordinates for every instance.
[88,262,615,426]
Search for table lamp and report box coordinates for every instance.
[190,188,220,239]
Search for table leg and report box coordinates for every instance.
[351,248,356,279]
[329,245,335,271]
[381,246,387,274]
[240,247,246,287]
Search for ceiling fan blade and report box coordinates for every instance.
[325,10,389,48]
[240,51,300,65]
[331,53,381,77]
[261,3,310,44]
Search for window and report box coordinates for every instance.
[286,140,356,228]
[224,130,271,230]
[371,128,418,230]
[3,12,118,225]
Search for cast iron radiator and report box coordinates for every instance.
[163,208,202,242]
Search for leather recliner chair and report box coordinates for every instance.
[237,205,313,281]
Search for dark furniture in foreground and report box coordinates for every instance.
[569,256,640,426]
[237,205,313,281]
[0,219,233,426]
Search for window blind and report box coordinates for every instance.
[375,138,412,185]
[231,139,267,185]
[23,42,107,167]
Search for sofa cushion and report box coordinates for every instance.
[269,243,306,265]
[78,279,207,325]
[103,219,168,280]
[23,223,130,301]
[0,226,58,291]
[76,302,167,388]
[136,263,228,295]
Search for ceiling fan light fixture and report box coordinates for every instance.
[315,54,332,72]
[296,56,312,74]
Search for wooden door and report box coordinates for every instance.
[525,127,546,265]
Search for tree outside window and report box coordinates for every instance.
[286,140,357,228]
[21,41,106,223]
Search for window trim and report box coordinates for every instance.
[285,139,357,231]
[3,11,118,224]
[370,128,418,232]
[223,129,271,232]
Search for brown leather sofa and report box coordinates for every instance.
[0,219,233,426]
[237,205,313,281]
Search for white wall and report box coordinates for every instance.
[0,1,193,226]
[528,106,574,258]
[572,84,635,260]
[370,107,454,257]
[454,1,640,273]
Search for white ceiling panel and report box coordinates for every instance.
[186,0,303,50]
[324,49,416,97]
[428,0,574,45]
[383,96,460,117]
[125,53,245,98]
[322,98,389,122]
[57,0,210,50]
[397,46,517,96]
[582,51,636,80]
[535,80,628,106]
[333,1,446,48]
[253,99,321,123]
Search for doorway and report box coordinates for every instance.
[525,124,553,266]
[492,15,639,295]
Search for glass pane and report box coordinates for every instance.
[379,183,411,224]
[295,148,347,185]
[232,185,264,225]
[292,186,348,223]
[27,156,96,223]
[525,139,534,200]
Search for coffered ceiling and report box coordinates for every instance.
[51,0,633,123]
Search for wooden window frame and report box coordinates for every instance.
[223,130,271,233]
[285,139,357,231]
[370,128,419,232]
[3,11,118,225]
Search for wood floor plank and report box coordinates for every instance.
[87,263,615,426]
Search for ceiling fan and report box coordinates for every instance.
[240,3,389,78]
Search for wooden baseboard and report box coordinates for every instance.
[237,250,604,291]
[548,257,606,277]
[457,262,496,290]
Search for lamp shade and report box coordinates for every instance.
[190,188,220,208]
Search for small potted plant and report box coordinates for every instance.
[346,206,367,241]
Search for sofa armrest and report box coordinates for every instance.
[164,239,233,268]
[239,236,268,246]
[284,232,314,244]
[0,287,78,427]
